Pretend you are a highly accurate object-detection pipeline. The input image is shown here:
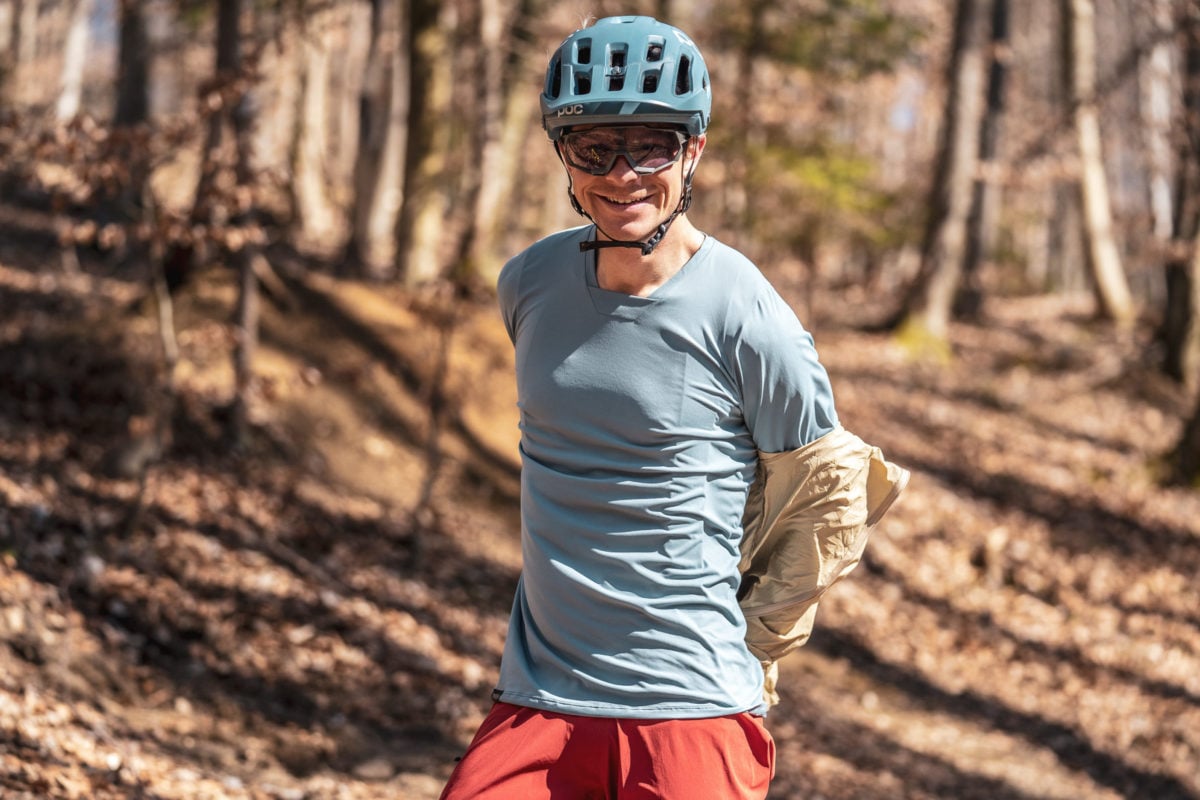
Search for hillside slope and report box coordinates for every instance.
[1,217,1198,799]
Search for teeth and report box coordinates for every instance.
[606,196,641,204]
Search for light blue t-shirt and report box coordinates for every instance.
[494,225,838,719]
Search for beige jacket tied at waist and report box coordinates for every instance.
[738,426,910,707]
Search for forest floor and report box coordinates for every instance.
[1,199,1199,799]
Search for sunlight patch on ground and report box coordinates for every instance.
[777,650,1122,800]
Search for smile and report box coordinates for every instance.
[603,195,649,206]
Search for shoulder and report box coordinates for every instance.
[690,237,797,325]
[691,238,778,300]
[502,226,590,277]
[499,225,588,298]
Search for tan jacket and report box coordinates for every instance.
[738,426,910,707]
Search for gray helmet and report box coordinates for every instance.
[541,16,712,141]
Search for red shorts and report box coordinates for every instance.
[439,702,775,800]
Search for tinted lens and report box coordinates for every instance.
[560,128,685,175]
[625,131,685,171]
[560,131,620,173]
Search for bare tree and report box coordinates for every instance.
[458,0,515,284]
[958,0,1010,319]
[219,0,260,447]
[290,5,342,253]
[114,0,149,126]
[1171,385,1200,484]
[165,0,253,287]
[484,0,544,265]
[1163,0,1200,390]
[1064,0,1135,325]
[893,0,990,347]
[393,0,451,285]
[55,0,92,121]
[1163,1,1200,486]
[165,0,263,445]
[0,0,12,104]
[1141,0,1175,247]
[721,0,769,255]
[343,0,408,277]
[1,0,39,108]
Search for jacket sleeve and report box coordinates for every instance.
[738,426,910,707]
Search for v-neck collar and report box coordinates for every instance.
[582,231,711,318]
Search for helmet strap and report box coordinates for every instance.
[570,155,699,258]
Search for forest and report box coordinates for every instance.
[1,0,1199,797]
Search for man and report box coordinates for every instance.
[440,15,905,799]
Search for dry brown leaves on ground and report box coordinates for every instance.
[0,230,1197,799]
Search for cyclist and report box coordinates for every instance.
[440,15,905,799]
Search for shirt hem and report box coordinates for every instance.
[493,688,768,719]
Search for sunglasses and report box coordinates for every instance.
[558,127,689,176]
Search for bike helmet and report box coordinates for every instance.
[541,16,711,141]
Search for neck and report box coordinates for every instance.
[593,216,704,297]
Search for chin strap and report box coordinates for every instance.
[579,216,676,255]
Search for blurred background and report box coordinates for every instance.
[1,1,1199,798]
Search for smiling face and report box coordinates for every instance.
[558,125,705,245]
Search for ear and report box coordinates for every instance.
[684,134,706,179]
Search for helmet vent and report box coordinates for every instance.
[646,38,664,62]
[577,39,592,64]
[549,57,562,98]
[607,47,627,91]
[675,55,692,95]
[575,72,592,95]
[641,70,660,93]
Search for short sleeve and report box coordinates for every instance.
[732,288,838,452]
[496,251,526,344]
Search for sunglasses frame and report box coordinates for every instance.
[558,128,689,176]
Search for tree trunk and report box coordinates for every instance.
[394,0,450,286]
[114,0,149,126]
[1140,0,1174,244]
[290,9,342,254]
[0,1,12,105]
[3,0,39,107]
[492,0,540,225]
[251,16,300,189]
[958,0,1009,320]
[1161,2,1200,487]
[485,0,541,267]
[461,0,510,286]
[231,244,261,448]
[55,0,91,121]
[209,0,261,447]
[722,0,768,254]
[895,0,990,347]
[1171,387,1200,485]
[343,0,407,276]
[1163,2,1200,390]
[171,0,246,287]
[1045,181,1087,292]
[1064,0,1134,325]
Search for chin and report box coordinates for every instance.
[590,212,662,239]
[601,227,656,244]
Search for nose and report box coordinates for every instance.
[605,152,641,178]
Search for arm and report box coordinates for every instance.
[738,429,910,707]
